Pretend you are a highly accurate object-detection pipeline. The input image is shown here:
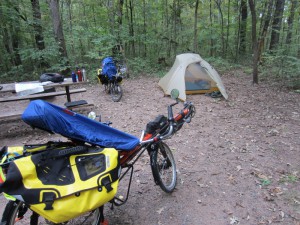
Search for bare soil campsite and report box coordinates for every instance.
[0,71,299,225]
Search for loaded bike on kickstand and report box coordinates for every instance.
[0,89,195,225]
[97,57,125,102]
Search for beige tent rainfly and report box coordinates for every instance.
[158,53,228,101]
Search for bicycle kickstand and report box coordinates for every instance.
[99,205,109,225]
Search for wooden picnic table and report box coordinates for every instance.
[0,78,87,103]
[0,83,15,93]
[0,79,92,121]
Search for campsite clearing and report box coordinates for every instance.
[0,70,299,225]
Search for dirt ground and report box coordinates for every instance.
[0,70,299,225]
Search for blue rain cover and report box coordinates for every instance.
[21,100,139,151]
[101,57,117,79]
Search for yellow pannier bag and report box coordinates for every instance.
[0,145,120,224]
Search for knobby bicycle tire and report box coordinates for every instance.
[151,142,177,193]
[0,200,102,225]
[111,84,122,102]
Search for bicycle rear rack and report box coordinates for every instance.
[111,164,133,206]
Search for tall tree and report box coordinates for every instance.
[209,0,214,56]
[257,0,274,63]
[239,0,247,53]
[193,0,199,52]
[286,0,298,46]
[248,0,258,84]
[47,0,68,59]
[215,0,225,55]
[117,0,124,43]
[66,0,74,56]
[171,0,181,55]
[107,0,115,35]
[2,1,23,67]
[164,0,171,57]
[127,0,135,56]
[31,0,49,68]
[226,0,231,54]
[269,0,286,50]
[142,0,147,57]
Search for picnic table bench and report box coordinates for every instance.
[0,103,95,121]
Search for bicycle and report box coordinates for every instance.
[97,69,123,102]
[97,57,126,102]
[0,89,195,225]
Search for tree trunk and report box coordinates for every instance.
[107,0,115,35]
[239,0,247,53]
[47,0,68,59]
[128,0,135,56]
[286,0,298,46]
[298,14,300,57]
[172,0,181,55]
[117,0,124,44]
[66,0,74,56]
[226,0,230,54]
[269,0,286,50]
[257,0,274,63]
[12,28,22,66]
[209,0,214,56]
[31,0,49,68]
[193,0,199,52]
[165,0,171,58]
[117,0,124,26]
[248,0,258,84]
[172,0,176,55]
[215,0,225,55]
[2,2,23,67]
[3,27,15,66]
[142,0,147,57]
[235,0,240,60]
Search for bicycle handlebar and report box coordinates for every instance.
[140,101,195,145]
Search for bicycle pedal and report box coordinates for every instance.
[15,216,24,222]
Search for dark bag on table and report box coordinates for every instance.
[40,73,64,83]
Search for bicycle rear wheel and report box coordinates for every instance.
[1,200,102,225]
[151,142,177,193]
[111,84,122,102]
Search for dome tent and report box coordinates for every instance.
[158,53,228,101]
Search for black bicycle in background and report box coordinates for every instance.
[97,61,127,102]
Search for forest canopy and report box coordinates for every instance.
[0,0,299,88]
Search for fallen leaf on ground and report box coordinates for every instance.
[269,187,283,196]
[230,216,239,224]
[156,207,164,214]
[228,174,237,184]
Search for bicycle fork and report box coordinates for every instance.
[148,142,171,185]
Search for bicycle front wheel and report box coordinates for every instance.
[111,84,122,102]
[1,200,102,225]
[151,142,177,193]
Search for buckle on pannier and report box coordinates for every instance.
[42,192,56,210]
[100,175,113,193]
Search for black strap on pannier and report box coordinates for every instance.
[40,146,88,160]
[0,146,7,159]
